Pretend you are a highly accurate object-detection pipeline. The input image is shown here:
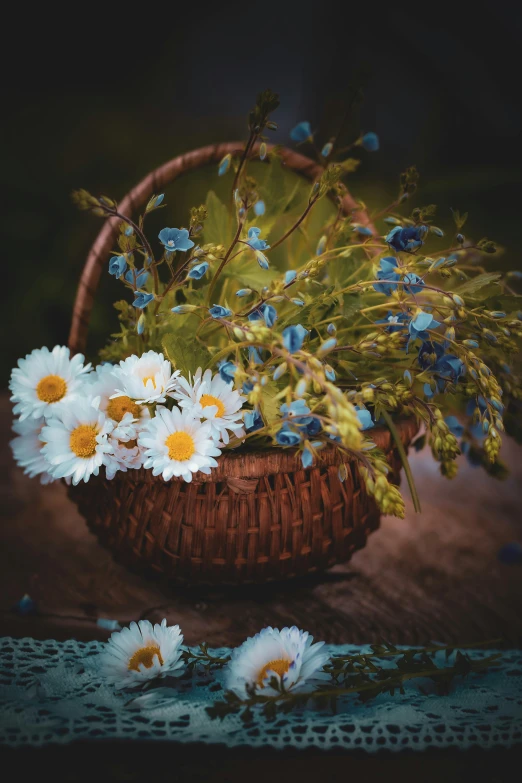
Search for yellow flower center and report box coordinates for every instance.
[200,393,225,418]
[128,645,163,672]
[70,425,98,458]
[256,658,291,688]
[36,374,66,403]
[165,431,195,461]
[106,395,141,423]
[142,375,157,388]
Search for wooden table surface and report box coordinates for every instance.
[2,393,522,781]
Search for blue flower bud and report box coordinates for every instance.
[327,323,337,335]
[301,447,314,468]
[453,294,464,306]
[430,226,444,237]
[256,251,269,270]
[317,337,337,355]
[236,288,252,297]
[321,142,333,158]
[404,369,412,387]
[361,132,379,152]
[353,225,372,236]
[254,200,265,216]
[490,311,506,319]
[284,270,297,285]
[356,407,374,430]
[124,225,134,236]
[456,233,465,244]
[324,365,336,381]
[463,339,479,348]
[137,313,146,334]
[154,194,165,207]
[291,298,305,306]
[218,154,231,176]
[282,324,308,353]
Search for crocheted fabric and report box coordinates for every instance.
[1,637,521,751]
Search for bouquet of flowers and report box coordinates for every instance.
[10,90,522,520]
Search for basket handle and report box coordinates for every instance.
[68,142,376,355]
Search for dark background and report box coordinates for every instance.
[3,3,521,384]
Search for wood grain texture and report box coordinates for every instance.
[2,393,522,645]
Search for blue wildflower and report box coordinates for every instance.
[246,227,270,251]
[244,409,264,433]
[218,361,237,384]
[408,310,440,340]
[403,273,425,295]
[109,255,127,278]
[248,303,277,328]
[282,324,308,353]
[362,132,379,152]
[386,225,428,253]
[376,310,409,333]
[209,305,232,319]
[124,226,134,237]
[418,341,465,396]
[254,200,265,216]
[158,227,195,253]
[373,257,400,295]
[280,399,312,421]
[125,268,149,288]
[356,407,374,430]
[284,270,297,285]
[133,292,155,309]
[276,424,302,447]
[187,261,209,280]
[290,121,312,143]
[304,417,322,437]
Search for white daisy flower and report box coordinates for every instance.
[225,626,330,700]
[105,434,145,480]
[9,346,92,421]
[172,367,246,445]
[41,398,114,485]
[138,406,221,482]
[10,416,55,484]
[111,351,180,405]
[89,363,149,439]
[99,619,184,689]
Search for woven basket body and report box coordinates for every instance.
[68,419,418,584]
[66,142,418,584]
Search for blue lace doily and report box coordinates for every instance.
[1,637,521,751]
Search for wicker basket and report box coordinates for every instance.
[66,142,418,584]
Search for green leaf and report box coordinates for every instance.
[162,333,210,377]
[456,273,501,297]
[340,292,362,318]
[204,190,232,247]
[258,380,281,427]
[222,256,279,290]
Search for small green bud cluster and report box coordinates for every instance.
[429,409,460,478]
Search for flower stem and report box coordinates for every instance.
[381,408,421,513]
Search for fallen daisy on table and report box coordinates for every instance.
[224,626,331,699]
[100,619,185,689]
